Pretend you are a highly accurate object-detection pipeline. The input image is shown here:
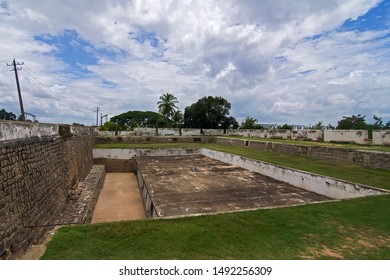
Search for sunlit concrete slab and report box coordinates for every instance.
[137,155,331,217]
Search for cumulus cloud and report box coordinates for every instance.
[0,0,388,125]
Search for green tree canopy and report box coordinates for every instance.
[336,114,368,129]
[157,93,179,120]
[240,116,263,129]
[278,123,294,130]
[110,110,172,130]
[183,96,238,129]
[0,109,17,120]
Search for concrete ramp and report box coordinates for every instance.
[91,173,146,223]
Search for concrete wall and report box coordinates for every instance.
[95,128,390,145]
[203,129,225,135]
[95,135,215,144]
[181,128,202,136]
[136,165,159,218]
[373,130,390,146]
[134,127,157,136]
[216,137,390,170]
[0,121,59,141]
[97,131,135,136]
[201,149,387,199]
[0,121,96,259]
[158,128,180,136]
[291,129,323,141]
[324,130,370,144]
[93,148,200,160]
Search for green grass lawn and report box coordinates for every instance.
[41,142,390,259]
[41,195,390,260]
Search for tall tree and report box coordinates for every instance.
[157,93,179,120]
[110,110,172,129]
[184,96,238,129]
[240,116,263,129]
[336,114,368,129]
[172,110,184,128]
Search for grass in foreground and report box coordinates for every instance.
[41,195,390,260]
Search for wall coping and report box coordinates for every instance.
[0,121,95,141]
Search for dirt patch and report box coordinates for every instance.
[300,223,390,259]
[320,246,344,259]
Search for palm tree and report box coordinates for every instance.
[157,93,179,120]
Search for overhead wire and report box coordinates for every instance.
[18,65,94,114]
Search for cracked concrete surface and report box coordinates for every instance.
[137,155,332,217]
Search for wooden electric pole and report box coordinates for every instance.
[7,58,25,121]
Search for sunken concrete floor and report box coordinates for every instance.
[137,154,331,217]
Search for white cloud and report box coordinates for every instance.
[0,0,388,125]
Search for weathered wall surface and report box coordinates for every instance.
[201,149,387,199]
[216,137,390,170]
[0,121,95,259]
[95,135,215,144]
[96,128,390,145]
[373,130,390,146]
[324,130,370,144]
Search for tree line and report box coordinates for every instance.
[100,94,390,131]
[2,94,389,130]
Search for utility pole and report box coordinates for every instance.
[100,113,108,126]
[7,58,25,121]
[94,106,99,126]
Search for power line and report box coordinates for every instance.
[18,64,93,115]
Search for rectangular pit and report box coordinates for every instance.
[93,148,388,218]
[137,154,331,217]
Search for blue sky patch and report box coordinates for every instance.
[101,80,117,88]
[131,28,162,48]
[34,29,122,77]
[339,0,390,32]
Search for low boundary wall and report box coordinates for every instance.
[96,128,390,145]
[200,149,387,199]
[216,137,390,170]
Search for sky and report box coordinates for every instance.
[0,0,389,126]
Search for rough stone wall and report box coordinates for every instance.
[93,158,137,172]
[216,137,390,170]
[0,123,95,259]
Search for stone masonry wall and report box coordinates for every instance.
[216,137,390,170]
[0,122,95,259]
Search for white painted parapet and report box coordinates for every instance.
[373,130,390,146]
[158,128,180,136]
[181,128,202,136]
[200,149,387,199]
[0,121,59,141]
[93,148,200,159]
[324,130,370,144]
